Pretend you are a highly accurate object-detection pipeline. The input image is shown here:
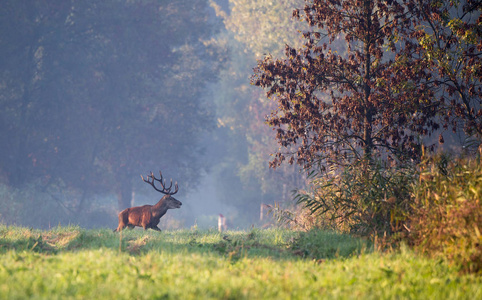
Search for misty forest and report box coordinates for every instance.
[2,1,482,298]
[1,0,307,230]
[1,0,482,273]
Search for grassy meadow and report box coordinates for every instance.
[0,225,480,299]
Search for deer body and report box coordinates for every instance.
[114,171,181,232]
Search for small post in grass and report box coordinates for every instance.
[119,229,122,253]
[218,214,226,232]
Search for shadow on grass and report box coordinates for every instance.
[0,225,372,262]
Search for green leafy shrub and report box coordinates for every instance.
[294,159,415,240]
[409,154,482,274]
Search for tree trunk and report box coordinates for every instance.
[362,0,373,161]
[117,177,133,211]
[77,190,88,213]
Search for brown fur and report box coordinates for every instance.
[114,194,181,232]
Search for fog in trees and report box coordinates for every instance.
[0,0,306,229]
[2,0,476,230]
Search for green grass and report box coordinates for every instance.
[0,225,480,299]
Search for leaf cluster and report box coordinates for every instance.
[411,0,482,137]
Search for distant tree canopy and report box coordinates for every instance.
[0,0,222,211]
[208,0,308,213]
[253,0,451,170]
[211,0,308,58]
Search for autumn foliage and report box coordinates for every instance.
[411,0,482,138]
[253,1,482,272]
[253,0,440,169]
[409,153,482,274]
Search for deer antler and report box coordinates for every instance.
[141,171,178,195]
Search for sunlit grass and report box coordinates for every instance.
[0,225,480,299]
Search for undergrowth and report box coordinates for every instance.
[409,154,482,274]
[267,152,482,275]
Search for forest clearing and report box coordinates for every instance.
[2,1,482,298]
[0,225,480,299]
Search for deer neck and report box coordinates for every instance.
[151,195,169,217]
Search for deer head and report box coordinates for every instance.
[141,171,182,209]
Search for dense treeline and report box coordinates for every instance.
[0,0,308,228]
[0,0,222,225]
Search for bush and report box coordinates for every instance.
[408,154,482,274]
[294,159,415,240]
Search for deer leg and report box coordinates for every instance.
[115,224,127,232]
[151,226,162,232]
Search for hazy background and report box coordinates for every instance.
[0,0,467,230]
[0,0,312,230]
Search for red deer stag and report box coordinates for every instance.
[114,171,181,232]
